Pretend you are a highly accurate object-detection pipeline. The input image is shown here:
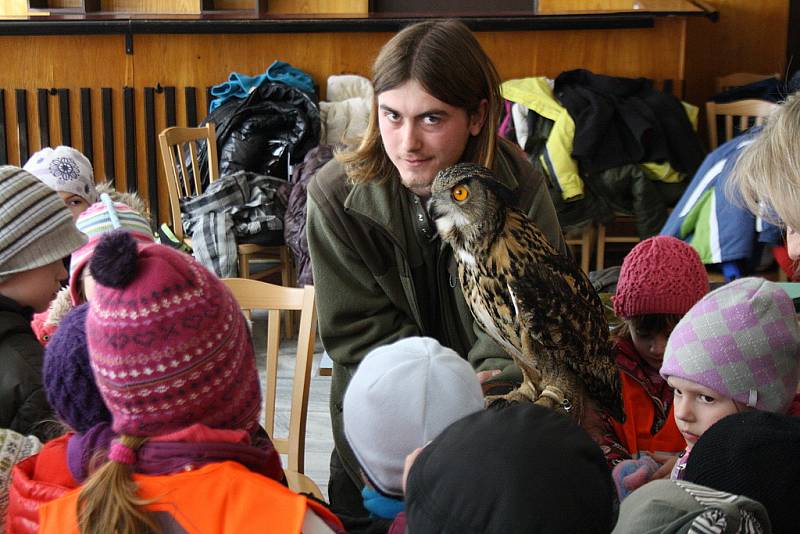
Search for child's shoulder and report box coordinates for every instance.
[0,306,44,367]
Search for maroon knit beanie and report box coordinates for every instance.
[86,231,261,437]
[613,236,709,319]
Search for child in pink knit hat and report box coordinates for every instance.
[606,235,709,499]
[37,231,344,534]
[660,276,800,481]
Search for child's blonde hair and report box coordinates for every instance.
[77,436,156,534]
[727,92,800,231]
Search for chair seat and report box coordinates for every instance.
[285,469,324,500]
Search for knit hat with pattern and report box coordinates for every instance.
[661,277,800,412]
[69,194,154,305]
[43,303,112,433]
[684,411,800,534]
[613,235,709,319]
[23,146,98,204]
[0,166,87,283]
[86,231,261,436]
[343,336,484,497]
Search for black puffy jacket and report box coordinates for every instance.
[0,296,59,442]
[197,82,321,187]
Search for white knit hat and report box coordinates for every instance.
[343,336,485,497]
[23,146,98,204]
[0,166,87,282]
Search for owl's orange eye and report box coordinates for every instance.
[452,185,470,202]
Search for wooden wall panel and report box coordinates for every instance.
[684,0,788,107]
[0,0,27,15]
[0,35,129,189]
[537,0,702,13]
[101,0,198,13]
[268,0,367,14]
[477,18,686,85]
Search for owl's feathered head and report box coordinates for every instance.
[428,163,512,247]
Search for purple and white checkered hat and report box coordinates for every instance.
[661,277,800,412]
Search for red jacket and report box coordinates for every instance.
[5,433,77,534]
[39,461,344,534]
[611,339,684,457]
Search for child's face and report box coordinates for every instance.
[0,259,67,312]
[81,270,97,302]
[787,225,800,261]
[667,376,740,450]
[57,192,90,221]
[628,323,670,370]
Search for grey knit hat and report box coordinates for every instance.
[0,166,87,282]
[612,479,771,534]
[23,146,98,204]
[661,277,800,413]
[343,336,484,497]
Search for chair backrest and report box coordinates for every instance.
[222,278,317,474]
[715,72,780,94]
[705,99,779,150]
[158,123,220,240]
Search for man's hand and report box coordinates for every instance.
[475,369,501,384]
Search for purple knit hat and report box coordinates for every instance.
[613,236,709,319]
[43,303,112,433]
[661,277,800,412]
[86,231,261,437]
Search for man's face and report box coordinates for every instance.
[377,80,486,198]
[0,260,67,312]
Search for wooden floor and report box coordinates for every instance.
[250,311,334,500]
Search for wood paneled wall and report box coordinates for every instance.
[684,0,789,107]
[268,0,367,13]
[0,18,688,226]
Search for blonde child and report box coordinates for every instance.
[37,231,343,533]
[730,92,800,263]
[660,276,800,480]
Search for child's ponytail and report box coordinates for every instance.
[77,435,158,534]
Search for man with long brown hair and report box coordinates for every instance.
[307,19,566,519]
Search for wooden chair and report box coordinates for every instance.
[564,224,594,274]
[595,213,640,272]
[159,124,296,336]
[222,277,322,498]
[715,72,780,94]
[705,99,779,150]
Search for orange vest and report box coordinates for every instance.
[612,371,684,456]
[38,461,342,534]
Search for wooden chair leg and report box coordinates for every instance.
[280,246,294,339]
[595,224,607,272]
[239,252,250,279]
[580,224,594,275]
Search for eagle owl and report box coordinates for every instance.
[429,162,623,423]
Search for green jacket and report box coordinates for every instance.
[307,140,566,487]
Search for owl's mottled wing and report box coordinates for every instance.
[506,234,623,421]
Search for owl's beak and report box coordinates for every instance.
[427,197,444,221]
